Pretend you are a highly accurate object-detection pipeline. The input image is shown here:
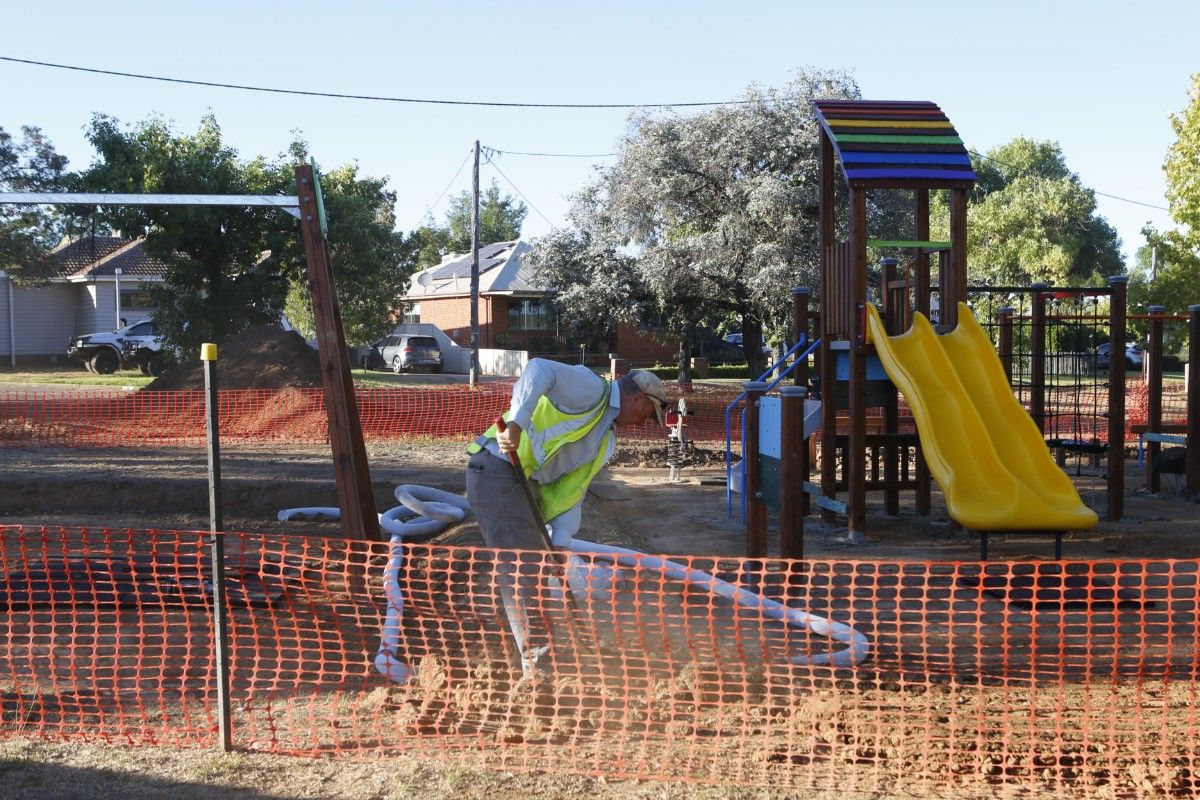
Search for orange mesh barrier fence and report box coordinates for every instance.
[2,525,1199,797]
[0,385,742,448]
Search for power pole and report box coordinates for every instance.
[469,140,481,387]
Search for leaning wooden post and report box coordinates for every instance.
[792,288,811,516]
[1147,305,1166,494]
[779,385,806,560]
[1030,283,1048,434]
[997,306,1015,385]
[295,164,379,543]
[1188,305,1200,502]
[202,343,232,753]
[1107,275,1127,521]
[743,381,769,558]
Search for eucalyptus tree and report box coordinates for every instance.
[531,68,864,379]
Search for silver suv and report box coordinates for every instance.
[360,334,443,374]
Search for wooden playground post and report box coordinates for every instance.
[818,128,839,526]
[997,307,1015,384]
[881,258,901,516]
[792,288,811,517]
[1146,305,1166,494]
[743,381,768,557]
[848,189,868,540]
[1188,305,1200,502]
[1030,284,1048,434]
[945,189,968,330]
[913,193,932,518]
[1107,276,1127,521]
[780,385,807,560]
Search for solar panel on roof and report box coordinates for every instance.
[427,242,514,280]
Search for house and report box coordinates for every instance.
[0,235,165,364]
[401,240,677,365]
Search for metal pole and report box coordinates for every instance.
[202,343,231,752]
[469,140,481,387]
[114,267,122,329]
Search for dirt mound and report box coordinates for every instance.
[145,326,324,391]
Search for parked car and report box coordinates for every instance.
[722,332,771,358]
[1094,342,1143,371]
[68,320,165,375]
[691,339,747,365]
[358,334,443,373]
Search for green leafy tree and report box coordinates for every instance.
[76,114,294,355]
[274,156,418,345]
[415,181,528,268]
[1165,74,1200,245]
[76,116,409,353]
[936,138,1123,285]
[529,68,866,379]
[0,124,68,281]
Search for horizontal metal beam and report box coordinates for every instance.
[0,192,301,218]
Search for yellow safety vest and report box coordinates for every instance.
[468,381,612,521]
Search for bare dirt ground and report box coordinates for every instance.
[2,439,1199,799]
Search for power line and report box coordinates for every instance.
[486,147,618,158]
[0,55,748,109]
[482,152,559,232]
[417,148,473,223]
[969,149,1169,212]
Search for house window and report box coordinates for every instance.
[120,288,157,311]
[403,302,420,325]
[508,298,552,331]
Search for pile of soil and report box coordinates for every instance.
[145,326,324,391]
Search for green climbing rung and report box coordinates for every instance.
[867,239,952,250]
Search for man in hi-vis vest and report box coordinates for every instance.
[466,359,668,677]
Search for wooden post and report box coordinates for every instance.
[743,381,769,557]
[1147,305,1166,494]
[818,130,839,525]
[997,307,1015,385]
[1188,305,1199,502]
[914,189,931,319]
[295,164,380,542]
[1030,284,1048,434]
[792,288,811,517]
[1107,276,1127,521]
[946,188,968,329]
[880,257,900,516]
[780,385,806,560]
[848,189,868,541]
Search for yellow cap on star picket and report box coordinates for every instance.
[200,343,218,362]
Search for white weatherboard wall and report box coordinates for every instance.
[479,348,527,377]
[7,282,75,357]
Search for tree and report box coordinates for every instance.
[76,116,409,353]
[936,138,1123,286]
[274,156,418,346]
[529,68,864,379]
[76,114,294,356]
[0,124,68,280]
[1164,74,1200,246]
[415,181,527,268]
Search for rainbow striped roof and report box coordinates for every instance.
[811,100,975,189]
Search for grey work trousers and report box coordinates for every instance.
[466,448,560,671]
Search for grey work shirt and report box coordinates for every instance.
[484,358,620,544]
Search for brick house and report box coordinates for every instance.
[0,235,166,364]
[401,240,677,365]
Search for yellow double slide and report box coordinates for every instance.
[865,303,1098,531]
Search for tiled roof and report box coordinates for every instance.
[404,241,541,299]
[41,235,167,280]
[811,100,976,189]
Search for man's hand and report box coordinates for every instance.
[497,420,522,455]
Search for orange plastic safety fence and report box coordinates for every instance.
[0,385,743,448]
[1,525,1198,798]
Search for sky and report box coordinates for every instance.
[2,1,1196,268]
